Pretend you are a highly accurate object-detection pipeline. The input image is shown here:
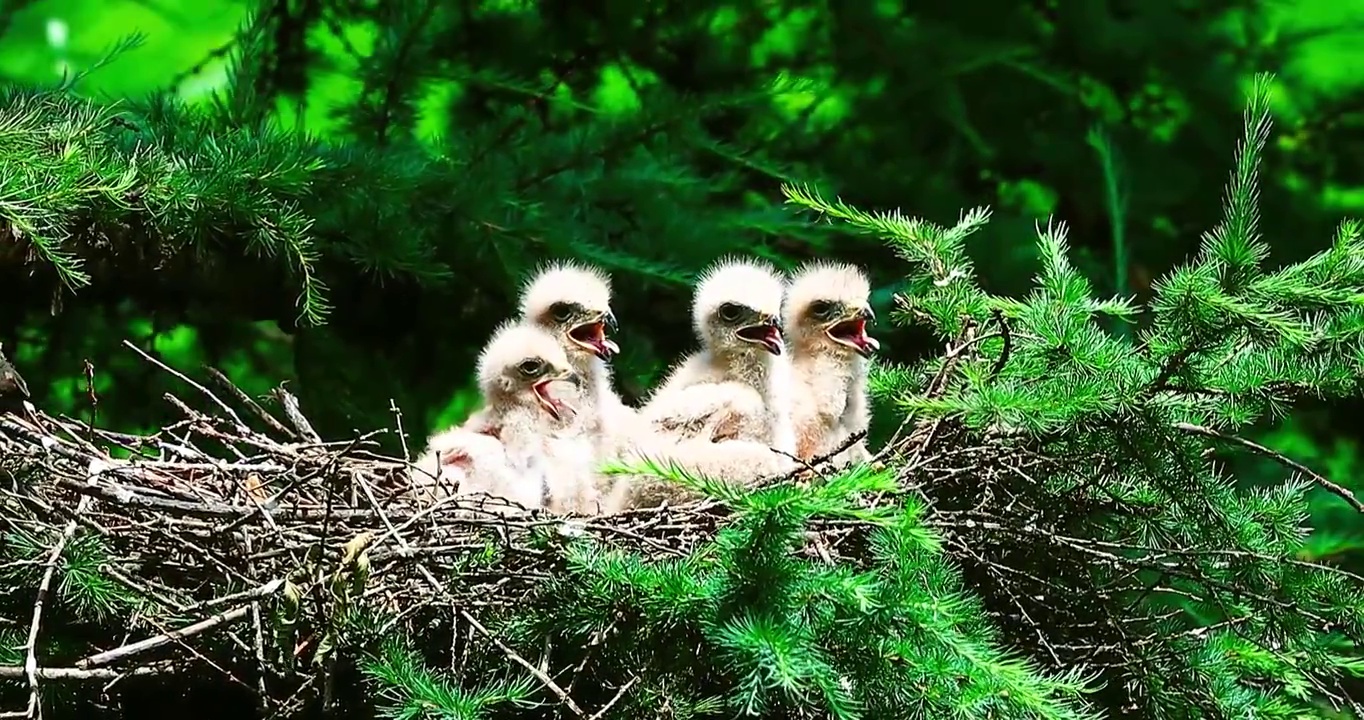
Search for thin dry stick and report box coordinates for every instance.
[203,366,297,440]
[76,580,283,669]
[21,494,91,720]
[241,533,272,714]
[458,609,587,719]
[588,676,639,720]
[184,579,287,613]
[1176,422,1364,513]
[122,339,250,433]
[0,664,171,681]
[389,399,411,462]
[354,472,412,554]
[270,384,320,443]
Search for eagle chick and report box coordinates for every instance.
[642,257,795,452]
[414,322,600,514]
[622,258,796,508]
[783,261,879,465]
[473,321,602,515]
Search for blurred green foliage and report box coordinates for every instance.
[1,0,1363,573]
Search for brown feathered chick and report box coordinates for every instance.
[783,261,880,465]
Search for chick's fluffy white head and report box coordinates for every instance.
[782,261,879,357]
[691,257,786,355]
[517,261,619,360]
[476,321,579,421]
[518,261,613,319]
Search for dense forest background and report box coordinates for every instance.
[1,0,1363,579]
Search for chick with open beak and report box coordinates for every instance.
[636,256,797,463]
[815,301,879,358]
[723,305,784,357]
[782,261,881,464]
[470,322,583,425]
[551,301,620,361]
[407,321,591,515]
[517,261,622,363]
[475,321,602,514]
[508,261,638,490]
[527,362,581,422]
[722,303,785,356]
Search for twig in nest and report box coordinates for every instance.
[75,579,283,669]
[122,339,250,433]
[239,532,272,714]
[81,359,97,441]
[459,609,588,718]
[814,430,869,467]
[772,430,869,485]
[270,383,321,443]
[0,664,172,681]
[203,366,297,440]
[389,399,411,463]
[20,495,92,720]
[1176,422,1364,514]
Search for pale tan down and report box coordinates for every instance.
[782,261,880,465]
[413,321,602,515]
[623,257,799,507]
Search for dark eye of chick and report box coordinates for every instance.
[717,302,745,322]
[548,302,577,323]
[810,300,839,319]
[517,358,544,376]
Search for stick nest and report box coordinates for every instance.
[0,347,734,718]
[4,327,1361,718]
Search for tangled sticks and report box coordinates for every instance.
[3,325,1362,718]
[0,345,733,719]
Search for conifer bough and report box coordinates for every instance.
[3,73,1364,719]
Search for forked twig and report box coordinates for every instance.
[122,339,250,433]
[76,580,283,669]
[203,366,297,440]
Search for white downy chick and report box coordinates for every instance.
[642,256,795,453]
[620,258,796,508]
[473,321,602,515]
[783,261,880,465]
[514,261,637,453]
